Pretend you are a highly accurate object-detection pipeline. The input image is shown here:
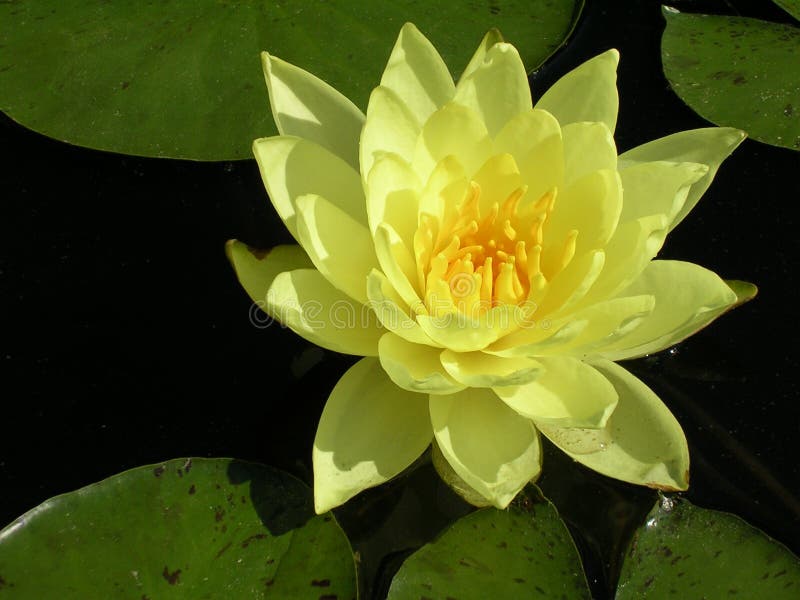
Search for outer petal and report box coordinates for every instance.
[536,250,606,317]
[440,351,543,388]
[599,260,737,360]
[374,222,422,306]
[534,49,620,133]
[313,357,432,513]
[252,136,365,241]
[541,360,690,491]
[412,103,493,181]
[380,23,455,126]
[361,86,421,181]
[262,53,364,170]
[226,241,383,355]
[295,193,378,305]
[618,127,746,230]
[494,356,618,428]
[379,333,465,395]
[618,160,708,224]
[453,43,532,136]
[430,388,542,508]
[366,270,434,346]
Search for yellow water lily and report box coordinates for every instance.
[227,24,754,513]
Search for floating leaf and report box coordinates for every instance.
[662,9,800,151]
[387,486,590,599]
[0,458,356,599]
[616,496,800,598]
[0,0,583,161]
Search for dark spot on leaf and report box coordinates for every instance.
[177,469,183,478]
[188,484,196,495]
[732,74,746,85]
[319,595,338,600]
[421,583,432,590]
[535,586,545,594]
[784,104,794,117]
[215,542,232,558]
[713,550,722,558]
[644,576,654,588]
[729,590,738,595]
[121,81,130,90]
[265,578,274,587]
[774,569,787,578]
[241,533,267,548]
[660,546,673,557]
[514,577,525,583]
[153,466,165,478]
[497,541,507,549]
[183,458,193,473]
[162,566,181,585]
[312,579,331,587]
[266,558,275,565]
[215,509,225,522]
[0,576,6,589]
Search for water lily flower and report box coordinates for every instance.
[227,24,755,513]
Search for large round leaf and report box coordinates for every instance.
[662,8,800,151]
[0,458,356,599]
[616,496,800,598]
[0,0,582,161]
[387,485,591,599]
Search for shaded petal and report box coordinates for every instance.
[541,360,689,491]
[374,222,423,306]
[313,357,432,513]
[536,250,606,316]
[471,153,523,214]
[416,305,520,352]
[418,155,469,224]
[379,333,464,395]
[619,160,708,224]
[366,153,421,245]
[459,28,504,83]
[262,53,364,170]
[366,270,434,346]
[495,356,618,428]
[295,193,378,305]
[600,260,737,360]
[412,103,493,181]
[440,351,543,387]
[252,136,365,241]
[380,23,455,126]
[487,318,590,357]
[225,241,311,304]
[454,42,532,136]
[534,49,619,132]
[361,86,421,181]
[619,127,746,229]
[561,121,617,185]
[430,388,542,508]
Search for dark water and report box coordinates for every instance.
[1,0,798,598]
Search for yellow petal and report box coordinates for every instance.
[366,152,421,245]
[261,53,364,170]
[459,28,505,83]
[366,270,435,346]
[417,155,469,224]
[416,305,519,352]
[534,49,619,132]
[361,86,421,181]
[535,250,606,316]
[378,333,464,394]
[471,153,523,215]
[252,136,365,241]
[430,388,541,508]
[374,222,423,306]
[561,121,617,185]
[440,351,543,387]
[619,160,708,224]
[599,260,738,360]
[380,23,455,126]
[619,127,746,230]
[494,356,618,428]
[487,318,589,357]
[313,357,432,513]
[225,241,311,306]
[453,42,532,136]
[541,359,689,491]
[412,102,493,182]
[295,193,378,305]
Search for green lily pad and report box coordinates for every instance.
[0,0,582,161]
[0,458,356,599]
[662,8,800,151]
[616,496,800,598]
[387,486,591,599]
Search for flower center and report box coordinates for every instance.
[414,180,575,318]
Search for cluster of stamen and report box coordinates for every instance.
[414,181,576,318]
